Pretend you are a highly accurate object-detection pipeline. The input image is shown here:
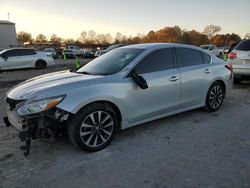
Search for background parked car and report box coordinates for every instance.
[66,46,85,57]
[44,48,57,59]
[227,39,250,83]
[94,44,126,57]
[84,51,94,58]
[0,48,54,70]
[200,44,224,58]
[62,49,75,59]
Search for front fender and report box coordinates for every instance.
[56,85,127,126]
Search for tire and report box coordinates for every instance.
[68,103,118,151]
[233,77,241,84]
[205,82,225,112]
[35,60,47,69]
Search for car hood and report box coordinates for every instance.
[7,70,105,100]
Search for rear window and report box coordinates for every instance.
[234,40,250,51]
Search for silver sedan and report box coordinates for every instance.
[5,43,233,153]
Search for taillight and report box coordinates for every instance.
[225,64,233,72]
[228,52,237,60]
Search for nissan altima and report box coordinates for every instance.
[4,43,233,155]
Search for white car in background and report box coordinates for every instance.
[66,46,85,57]
[227,40,250,83]
[0,48,54,71]
[44,48,57,59]
[200,45,224,58]
[94,44,126,57]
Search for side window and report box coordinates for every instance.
[19,49,36,56]
[202,53,211,64]
[177,48,204,67]
[135,48,174,74]
[2,49,19,57]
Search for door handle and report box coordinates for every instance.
[204,69,211,73]
[169,76,180,82]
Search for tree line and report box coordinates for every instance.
[17,25,249,47]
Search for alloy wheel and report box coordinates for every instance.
[80,111,114,148]
[209,85,223,109]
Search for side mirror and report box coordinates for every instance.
[2,55,8,61]
[131,70,148,89]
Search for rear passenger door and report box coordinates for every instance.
[176,48,212,108]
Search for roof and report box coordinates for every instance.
[0,47,33,54]
[121,43,201,51]
[0,20,15,25]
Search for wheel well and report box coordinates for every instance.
[36,59,47,65]
[214,80,226,94]
[76,101,122,130]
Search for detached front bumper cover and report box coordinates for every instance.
[3,116,31,156]
[4,108,69,156]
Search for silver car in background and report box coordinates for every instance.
[0,48,54,70]
[4,43,232,154]
[227,40,250,83]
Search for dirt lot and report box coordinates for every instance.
[0,60,250,188]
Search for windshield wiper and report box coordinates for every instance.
[78,71,92,75]
[75,71,109,76]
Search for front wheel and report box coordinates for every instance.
[35,60,47,69]
[68,103,118,151]
[205,82,225,112]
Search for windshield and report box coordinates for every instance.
[0,49,9,55]
[77,48,144,75]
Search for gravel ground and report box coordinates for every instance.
[0,60,250,188]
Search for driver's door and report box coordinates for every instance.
[124,48,181,123]
[0,49,20,70]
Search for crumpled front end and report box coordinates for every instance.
[4,97,70,156]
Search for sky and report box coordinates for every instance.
[0,0,249,39]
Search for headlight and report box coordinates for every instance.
[17,96,65,116]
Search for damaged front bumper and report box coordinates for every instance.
[4,105,69,156]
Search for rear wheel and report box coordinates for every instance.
[205,82,225,112]
[68,103,118,151]
[35,60,47,69]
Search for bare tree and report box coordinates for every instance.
[50,34,61,43]
[104,33,113,44]
[203,25,221,39]
[80,31,87,43]
[115,32,123,43]
[64,38,75,44]
[36,34,47,42]
[245,33,250,39]
[88,30,96,44]
[17,31,32,44]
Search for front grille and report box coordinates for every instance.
[6,98,24,111]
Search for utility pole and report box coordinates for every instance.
[7,12,10,21]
